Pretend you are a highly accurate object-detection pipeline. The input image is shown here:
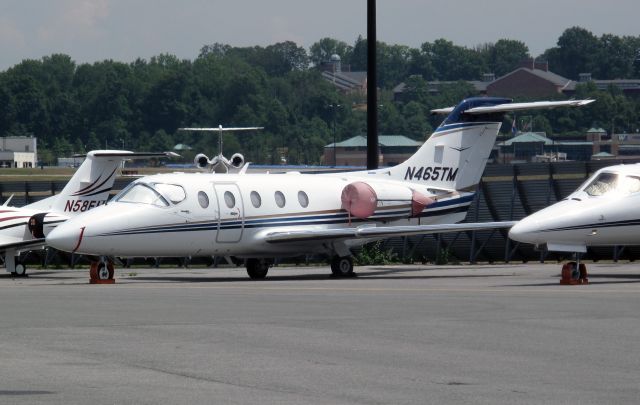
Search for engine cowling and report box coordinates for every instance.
[28,213,48,238]
[194,153,210,169]
[230,153,244,168]
[341,182,377,219]
[341,181,435,219]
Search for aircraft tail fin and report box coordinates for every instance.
[379,98,594,191]
[27,150,173,215]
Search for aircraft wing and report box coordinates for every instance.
[264,221,516,244]
[0,236,46,252]
[464,99,594,114]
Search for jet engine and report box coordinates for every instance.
[28,213,48,238]
[230,153,245,168]
[194,152,245,173]
[194,153,211,169]
[341,181,435,219]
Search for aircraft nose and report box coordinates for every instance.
[508,218,540,244]
[46,223,85,253]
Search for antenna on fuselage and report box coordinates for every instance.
[178,125,263,173]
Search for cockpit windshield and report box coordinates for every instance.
[581,172,640,197]
[115,182,182,207]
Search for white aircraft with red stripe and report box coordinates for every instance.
[46,97,593,280]
[0,150,172,276]
[509,163,640,278]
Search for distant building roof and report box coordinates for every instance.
[591,79,640,92]
[515,68,573,88]
[321,71,367,93]
[498,132,554,146]
[392,80,488,98]
[587,127,607,133]
[173,143,192,151]
[325,135,422,148]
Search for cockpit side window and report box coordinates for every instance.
[619,175,640,195]
[152,183,186,204]
[583,172,618,196]
[115,183,169,207]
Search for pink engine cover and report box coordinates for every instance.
[341,182,378,219]
[411,190,435,216]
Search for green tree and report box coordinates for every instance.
[542,26,600,79]
[486,39,530,77]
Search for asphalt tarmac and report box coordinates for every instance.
[1,262,639,405]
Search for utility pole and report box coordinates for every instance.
[366,0,378,169]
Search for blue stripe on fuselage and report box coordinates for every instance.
[97,195,475,237]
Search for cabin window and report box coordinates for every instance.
[297,191,309,208]
[198,191,209,208]
[152,183,186,204]
[250,191,261,208]
[224,191,236,208]
[275,191,286,208]
[115,183,169,207]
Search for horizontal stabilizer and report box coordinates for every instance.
[72,151,179,159]
[179,127,263,132]
[431,99,594,115]
[464,99,595,114]
[431,107,455,115]
[265,221,517,244]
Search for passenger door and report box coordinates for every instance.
[213,183,244,242]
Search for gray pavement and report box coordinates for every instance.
[1,262,639,404]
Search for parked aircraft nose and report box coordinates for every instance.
[46,223,84,253]
[508,217,541,244]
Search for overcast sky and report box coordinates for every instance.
[1,0,638,71]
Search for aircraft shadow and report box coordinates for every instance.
[0,272,46,279]
[502,273,640,287]
[127,267,510,283]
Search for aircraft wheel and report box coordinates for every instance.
[331,256,354,277]
[246,259,269,279]
[13,261,27,277]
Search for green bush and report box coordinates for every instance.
[354,241,398,265]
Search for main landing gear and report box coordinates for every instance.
[330,256,355,277]
[246,258,270,279]
[89,259,115,284]
[5,253,27,277]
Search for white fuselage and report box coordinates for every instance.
[509,164,640,251]
[47,171,474,258]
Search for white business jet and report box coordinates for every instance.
[509,162,640,274]
[179,126,263,173]
[0,150,172,276]
[46,97,593,280]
